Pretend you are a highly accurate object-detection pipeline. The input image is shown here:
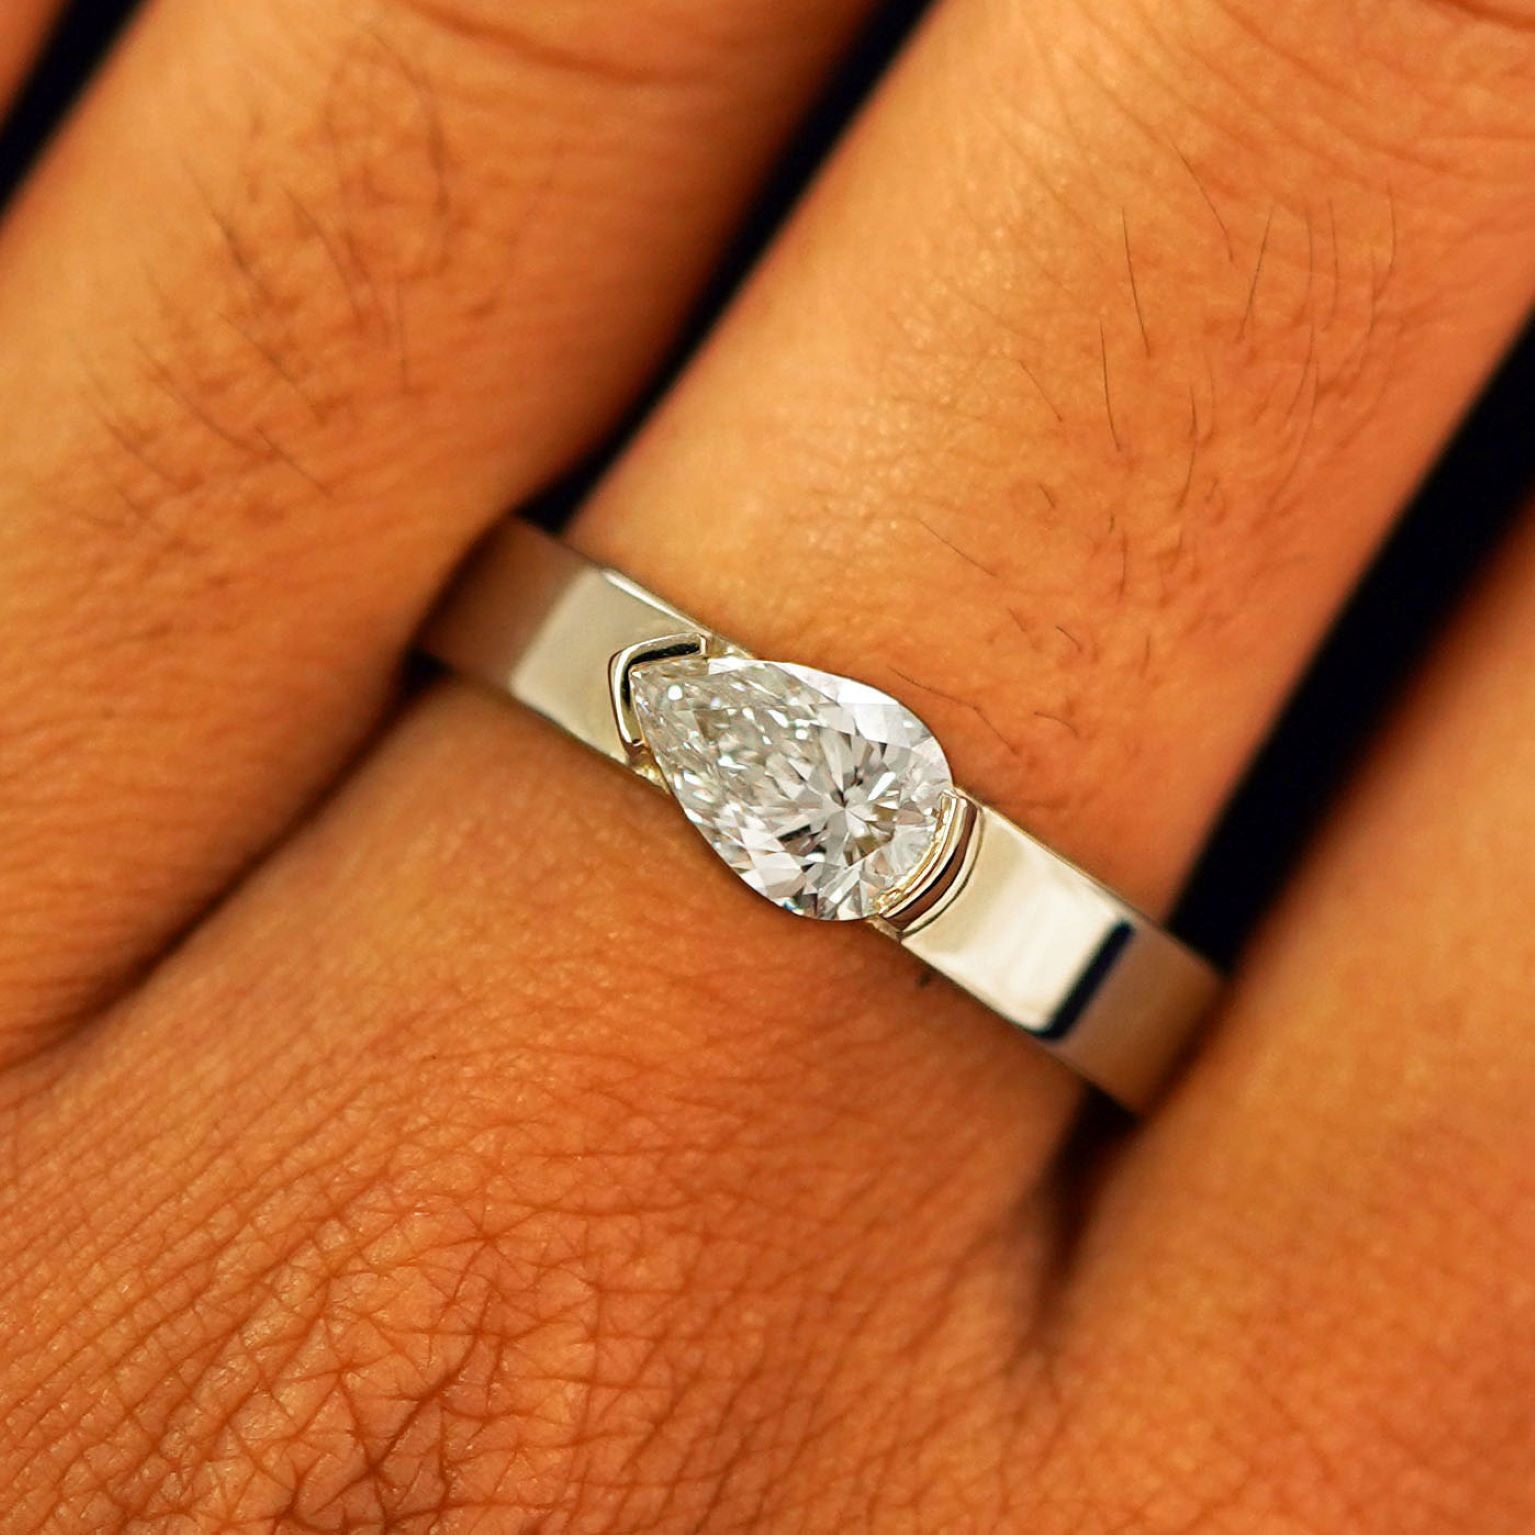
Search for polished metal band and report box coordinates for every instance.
[423,520,1219,1110]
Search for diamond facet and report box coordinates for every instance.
[628,655,954,921]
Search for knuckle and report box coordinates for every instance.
[6,1040,837,1531]
[16,1137,665,1529]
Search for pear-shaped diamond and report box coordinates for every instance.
[629,656,953,920]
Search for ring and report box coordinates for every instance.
[422,521,1220,1110]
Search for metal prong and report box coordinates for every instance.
[873,790,981,936]
[608,632,711,776]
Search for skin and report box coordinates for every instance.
[0,0,57,106]
[0,0,1531,1529]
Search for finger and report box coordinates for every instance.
[0,0,875,1051]
[0,0,64,111]
[575,0,1535,914]
[1059,508,1535,1530]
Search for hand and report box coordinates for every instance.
[1,1,1532,1529]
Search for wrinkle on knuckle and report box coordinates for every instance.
[20,1157,590,1529]
[6,1038,829,1530]
[4,920,1055,1534]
